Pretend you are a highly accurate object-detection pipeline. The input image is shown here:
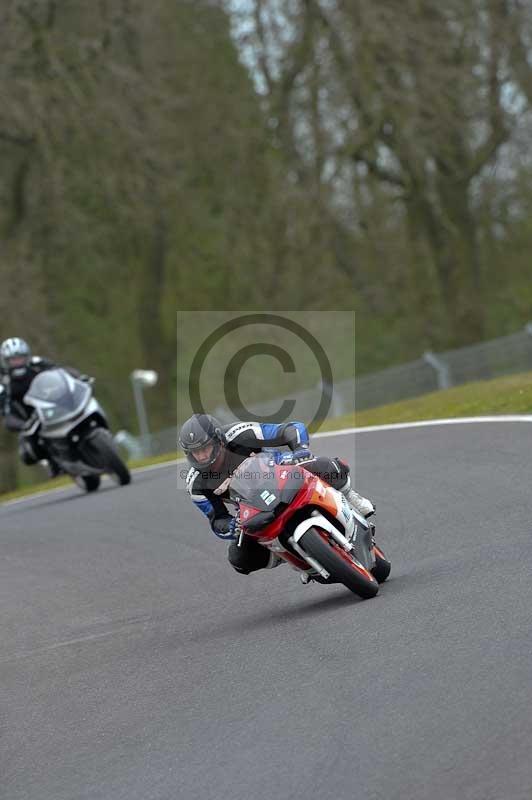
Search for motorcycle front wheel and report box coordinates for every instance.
[81,429,131,486]
[75,475,101,493]
[298,527,379,599]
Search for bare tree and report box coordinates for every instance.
[233,0,530,343]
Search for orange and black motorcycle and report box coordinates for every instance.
[229,453,391,600]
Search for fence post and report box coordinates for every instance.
[114,430,144,460]
[423,351,452,390]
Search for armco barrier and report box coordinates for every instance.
[119,324,532,457]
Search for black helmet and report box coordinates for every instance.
[178,413,225,469]
[0,337,31,377]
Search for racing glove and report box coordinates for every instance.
[212,515,238,540]
[283,422,310,451]
[5,414,31,433]
[279,448,313,465]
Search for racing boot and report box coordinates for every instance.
[339,475,375,519]
[48,458,62,478]
[40,458,62,479]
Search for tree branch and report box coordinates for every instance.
[253,0,274,95]
[353,154,406,189]
[0,129,35,147]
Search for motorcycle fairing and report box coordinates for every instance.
[38,400,105,439]
[24,369,91,427]
[229,454,306,513]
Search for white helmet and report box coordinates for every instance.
[0,337,31,377]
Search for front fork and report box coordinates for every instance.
[234,510,244,548]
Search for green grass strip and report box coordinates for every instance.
[3,369,532,503]
[323,369,532,431]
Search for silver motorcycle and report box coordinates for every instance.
[23,368,131,492]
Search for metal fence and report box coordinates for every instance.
[119,324,532,458]
[355,325,532,409]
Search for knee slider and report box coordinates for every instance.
[19,441,38,465]
[231,564,251,575]
[227,542,251,574]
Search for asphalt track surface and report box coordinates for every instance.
[2,421,532,800]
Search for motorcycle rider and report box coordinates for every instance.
[179,413,374,575]
[0,337,85,476]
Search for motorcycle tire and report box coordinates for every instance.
[371,544,391,584]
[82,429,131,486]
[298,527,379,599]
[75,475,101,493]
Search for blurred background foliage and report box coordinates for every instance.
[1,0,532,489]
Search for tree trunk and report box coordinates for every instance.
[409,183,485,346]
[0,429,18,493]
[137,210,173,429]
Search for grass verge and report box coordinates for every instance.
[321,369,532,431]
[3,369,532,504]
[0,452,181,504]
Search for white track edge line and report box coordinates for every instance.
[3,415,532,507]
[313,414,532,437]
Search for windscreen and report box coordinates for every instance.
[25,369,90,424]
[229,453,306,512]
[229,454,283,512]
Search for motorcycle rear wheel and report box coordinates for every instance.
[298,527,379,599]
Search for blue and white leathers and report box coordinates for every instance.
[185,419,310,538]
